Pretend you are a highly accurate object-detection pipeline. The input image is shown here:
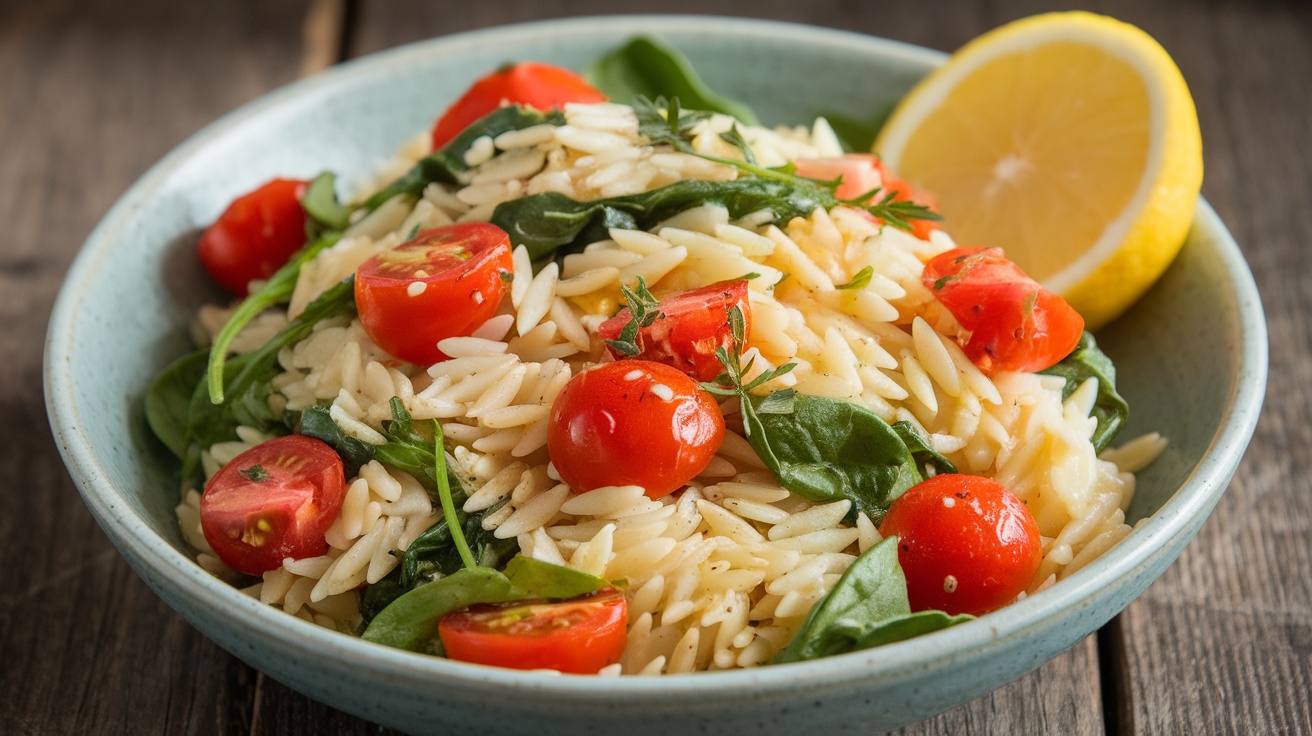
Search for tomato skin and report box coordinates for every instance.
[548,361,725,499]
[355,223,513,365]
[597,280,751,382]
[794,154,940,240]
[439,587,627,673]
[430,62,607,151]
[200,435,347,576]
[198,178,310,296]
[879,474,1042,616]
[923,246,1084,374]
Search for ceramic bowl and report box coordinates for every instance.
[44,15,1267,735]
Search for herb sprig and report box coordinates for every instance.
[603,276,663,357]
[634,96,941,233]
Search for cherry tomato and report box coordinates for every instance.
[548,361,725,499]
[922,246,1084,374]
[597,279,751,382]
[200,435,347,576]
[355,223,513,365]
[879,474,1042,616]
[198,178,310,296]
[439,587,627,673]
[430,62,607,151]
[794,154,940,240]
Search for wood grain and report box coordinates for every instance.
[3,0,1308,733]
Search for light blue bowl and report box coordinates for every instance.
[44,15,1266,735]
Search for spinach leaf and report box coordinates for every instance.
[1039,331,1128,452]
[301,171,352,232]
[891,421,958,477]
[490,178,830,260]
[745,393,923,522]
[144,348,209,460]
[361,556,609,653]
[359,106,566,213]
[774,536,972,663]
[586,35,759,125]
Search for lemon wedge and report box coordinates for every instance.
[875,12,1202,330]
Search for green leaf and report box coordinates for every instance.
[1038,331,1129,453]
[359,106,566,213]
[774,536,972,662]
[586,35,759,125]
[301,172,352,231]
[835,266,874,291]
[144,348,209,460]
[360,556,610,653]
[361,567,517,652]
[891,421,958,477]
[744,393,923,521]
[490,178,831,260]
[822,105,894,153]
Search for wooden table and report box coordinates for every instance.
[3,0,1308,733]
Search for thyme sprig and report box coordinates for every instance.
[634,96,942,233]
[699,304,797,411]
[603,275,663,357]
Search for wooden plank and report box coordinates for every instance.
[0,1,350,734]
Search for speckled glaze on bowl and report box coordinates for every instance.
[44,15,1266,735]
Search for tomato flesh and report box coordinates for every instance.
[548,360,725,499]
[597,279,751,382]
[430,62,607,151]
[200,435,346,576]
[922,246,1084,374]
[794,154,940,240]
[439,587,628,673]
[198,178,310,296]
[879,474,1042,616]
[355,223,513,365]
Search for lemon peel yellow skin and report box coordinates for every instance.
[875,11,1202,330]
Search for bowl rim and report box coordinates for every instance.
[44,13,1268,701]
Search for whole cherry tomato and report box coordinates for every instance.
[547,360,725,499]
[430,62,607,150]
[922,246,1084,374]
[439,587,628,674]
[354,223,513,365]
[879,474,1042,616]
[198,178,310,296]
[597,279,751,382]
[200,435,346,576]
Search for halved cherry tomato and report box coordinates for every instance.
[430,62,607,151]
[198,178,310,296]
[923,246,1084,374]
[597,279,751,382]
[439,587,627,674]
[200,435,346,576]
[548,360,725,499]
[879,474,1042,616]
[355,223,513,365]
[794,154,940,240]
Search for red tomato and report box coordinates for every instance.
[548,361,725,499]
[879,474,1042,616]
[198,178,310,296]
[597,279,751,382]
[200,435,346,576]
[355,223,514,365]
[439,587,627,674]
[794,154,940,240]
[430,62,607,151]
[922,246,1084,374]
